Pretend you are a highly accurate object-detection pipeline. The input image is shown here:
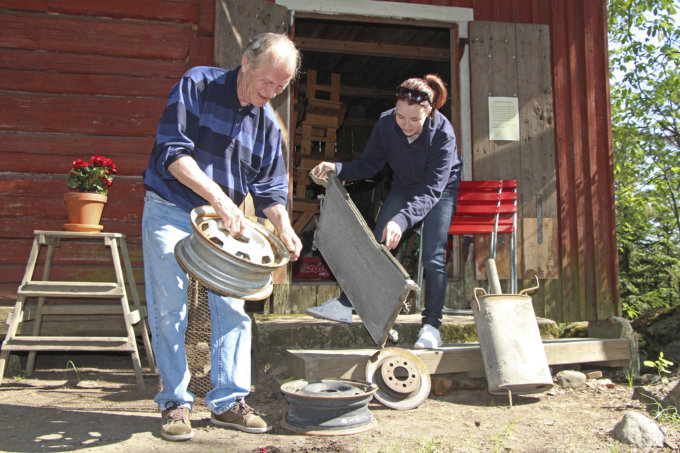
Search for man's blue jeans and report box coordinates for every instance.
[142,190,250,414]
[337,186,458,329]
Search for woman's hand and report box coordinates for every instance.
[309,162,337,181]
[381,220,403,250]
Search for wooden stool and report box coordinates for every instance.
[0,230,156,389]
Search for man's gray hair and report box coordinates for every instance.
[243,33,301,78]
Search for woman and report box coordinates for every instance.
[306,74,462,349]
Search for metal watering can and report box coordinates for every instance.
[472,276,553,397]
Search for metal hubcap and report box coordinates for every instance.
[175,205,289,300]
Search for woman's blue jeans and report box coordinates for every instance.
[142,190,250,414]
[337,187,457,329]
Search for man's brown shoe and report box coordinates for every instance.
[161,402,194,441]
[211,398,272,433]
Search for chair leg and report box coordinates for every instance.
[510,229,517,294]
[415,222,425,312]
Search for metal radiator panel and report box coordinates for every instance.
[313,177,418,347]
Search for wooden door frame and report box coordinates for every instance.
[275,0,474,180]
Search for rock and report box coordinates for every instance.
[664,378,680,408]
[630,304,680,366]
[561,321,589,338]
[556,370,586,388]
[585,370,603,379]
[431,373,485,395]
[586,378,613,390]
[589,316,640,377]
[612,411,664,448]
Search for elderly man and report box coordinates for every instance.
[142,33,302,441]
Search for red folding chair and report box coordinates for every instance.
[415,180,518,312]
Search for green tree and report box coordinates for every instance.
[608,0,680,317]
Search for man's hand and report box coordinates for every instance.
[277,223,302,261]
[211,195,246,237]
[381,220,403,250]
[263,204,302,261]
[168,156,246,236]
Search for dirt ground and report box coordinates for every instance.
[1,352,679,453]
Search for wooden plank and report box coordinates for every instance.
[197,0,215,35]
[0,218,143,240]
[295,36,449,61]
[0,238,144,266]
[315,282,341,306]
[289,283,317,313]
[19,282,124,298]
[37,0,200,23]
[550,1,581,322]
[0,174,144,196]
[0,48,188,77]
[583,0,619,319]
[469,21,521,182]
[0,307,152,336]
[0,193,143,221]
[214,0,288,69]
[286,338,631,380]
[516,23,556,219]
[0,92,165,136]
[0,10,193,60]
[469,22,522,282]
[2,336,133,351]
[0,0,47,11]
[567,1,594,321]
[0,69,177,98]
[0,134,153,175]
[521,217,559,279]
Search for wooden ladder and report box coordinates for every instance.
[0,230,156,389]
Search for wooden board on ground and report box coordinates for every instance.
[287,338,631,380]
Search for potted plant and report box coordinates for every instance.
[64,155,117,232]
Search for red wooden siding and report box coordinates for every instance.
[0,0,215,303]
[1,0,618,322]
[376,0,619,321]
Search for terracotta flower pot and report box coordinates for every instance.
[63,192,108,232]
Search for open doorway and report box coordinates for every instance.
[290,17,454,280]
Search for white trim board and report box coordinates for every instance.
[275,0,474,23]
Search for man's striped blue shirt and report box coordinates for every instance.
[143,66,288,216]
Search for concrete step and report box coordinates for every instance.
[252,313,559,379]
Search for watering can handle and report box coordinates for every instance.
[473,287,487,312]
[519,276,541,296]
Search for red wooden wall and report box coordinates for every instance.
[0,0,618,322]
[380,0,618,321]
[0,0,215,303]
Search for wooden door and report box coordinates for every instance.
[214,0,292,309]
[468,21,558,286]
[214,0,291,166]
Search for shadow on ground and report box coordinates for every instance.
[0,404,158,452]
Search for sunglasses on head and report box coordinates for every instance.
[395,85,431,104]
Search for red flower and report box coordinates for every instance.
[67,155,117,195]
[70,159,88,171]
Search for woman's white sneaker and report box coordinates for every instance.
[414,324,442,349]
[306,298,353,323]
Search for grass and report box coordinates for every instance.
[64,360,81,382]
[487,418,518,453]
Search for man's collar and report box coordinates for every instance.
[227,66,255,115]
